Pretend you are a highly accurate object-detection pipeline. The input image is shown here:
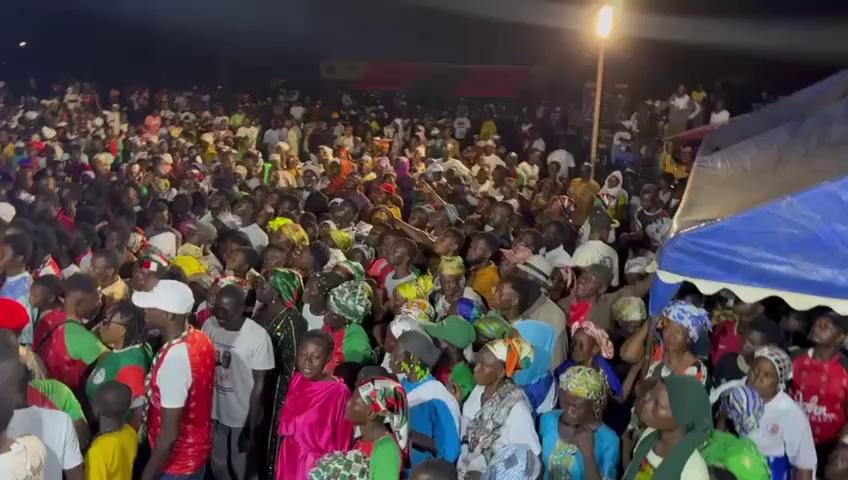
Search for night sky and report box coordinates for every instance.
[3,0,847,98]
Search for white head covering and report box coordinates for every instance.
[600,170,627,201]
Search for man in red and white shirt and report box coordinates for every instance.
[792,309,848,462]
[133,280,215,480]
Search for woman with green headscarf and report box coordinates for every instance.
[322,280,375,374]
[624,374,712,480]
[256,267,310,478]
[471,313,517,351]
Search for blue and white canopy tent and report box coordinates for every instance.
[650,70,848,315]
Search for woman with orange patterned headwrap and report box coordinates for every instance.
[457,337,541,478]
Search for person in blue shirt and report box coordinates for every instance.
[392,330,462,469]
[540,366,620,480]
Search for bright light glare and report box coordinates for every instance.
[595,4,614,39]
[18,41,27,48]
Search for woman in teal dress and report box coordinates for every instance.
[540,366,620,480]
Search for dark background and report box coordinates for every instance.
[3,0,848,103]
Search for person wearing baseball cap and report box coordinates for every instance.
[557,263,653,331]
[426,315,477,402]
[0,298,30,336]
[132,280,216,479]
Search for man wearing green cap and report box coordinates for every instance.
[425,316,477,402]
[557,263,653,331]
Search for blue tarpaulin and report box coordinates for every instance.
[651,71,848,315]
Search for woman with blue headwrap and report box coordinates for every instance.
[697,384,771,480]
[646,300,711,385]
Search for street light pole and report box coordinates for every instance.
[590,3,614,181]
[589,42,605,180]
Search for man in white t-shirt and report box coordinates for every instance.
[289,101,305,121]
[709,99,731,125]
[233,197,269,252]
[203,285,274,480]
[2,354,82,480]
[453,114,471,141]
[547,140,576,180]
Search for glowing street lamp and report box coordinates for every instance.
[595,4,614,39]
[18,41,27,48]
[589,4,614,179]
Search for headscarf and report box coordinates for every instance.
[624,375,714,480]
[559,366,610,418]
[484,338,534,378]
[571,321,614,359]
[720,384,765,436]
[661,300,711,343]
[328,229,353,252]
[214,275,249,291]
[398,299,435,324]
[611,297,647,324]
[328,280,372,324]
[323,248,348,272]
[395,274,435,303]
[268,217,310,250]
[356,377,409,454]
[350,243,376,266]
[388,315,427,340]
[481,444,542,480]
[171,255,207,278]
[754,345,793,390]
[438,256,465,276]
[599,170,628,202]
[139,251,170,272]
[334,260,365,282]
[457,297,485,323]
[624,253,654,276]
[269,268,304,311]
[474,313,516,342]
[308,450,370,480]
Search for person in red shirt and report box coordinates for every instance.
[133,279,215,480]
[791,308,848,467]
[710,299,765,365]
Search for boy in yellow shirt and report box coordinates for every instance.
[84,381,138,480]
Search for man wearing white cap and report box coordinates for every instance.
[133,280,215,480]
[516,254,568,367]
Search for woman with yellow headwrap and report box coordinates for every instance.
[540,366,619,480]
[457,337,541,478]
[268,217,310,253]
[391,273,434,313]
[434,256,478,320]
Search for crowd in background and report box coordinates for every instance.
[0,79,844,480]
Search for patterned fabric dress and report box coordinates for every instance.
[264,309,307,480]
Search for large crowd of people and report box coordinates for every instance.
[0,79,844,480]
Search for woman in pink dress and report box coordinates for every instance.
[276,330,353,479]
